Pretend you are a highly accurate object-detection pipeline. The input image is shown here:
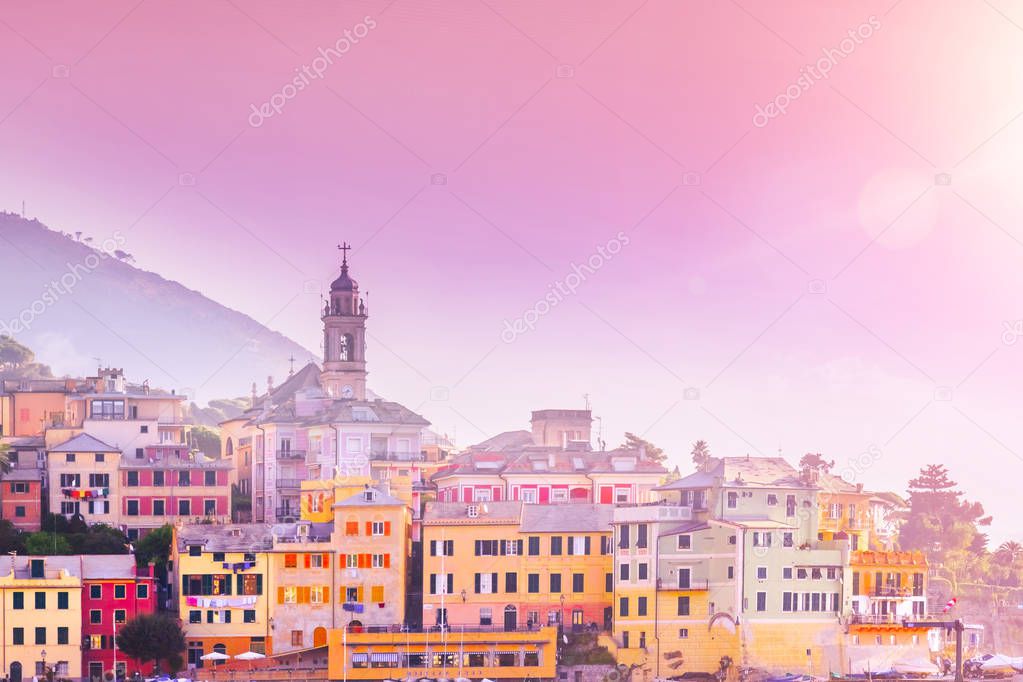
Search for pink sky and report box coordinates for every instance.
[2,0,1022,541]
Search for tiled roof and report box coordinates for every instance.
[433,447,666,481]
[81,555,143,580]
[466,430,534,452]
[423,501,522,523]
[519,504,614,533]
[334,487,405,507]
[48,433,119,453]
[659,521,712,537]
[177,524,277,552]
[2,468,42,481]
[658,457,809,491]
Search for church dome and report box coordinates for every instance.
[330,263,358,292]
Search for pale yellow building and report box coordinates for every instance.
[0,556,84,681]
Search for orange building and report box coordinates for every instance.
[422,501,614,632]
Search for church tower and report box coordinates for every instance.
[321,243,368,400]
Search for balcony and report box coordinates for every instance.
[275,507,300,522]
[370,451,425,462]
[871,587,923,598]
[657,578,710,591]
[275,449,307,461]
[275,478,304,489]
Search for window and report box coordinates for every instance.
[291,630,303,647]
[35,626,46,644]
[126,471,139,486]
[767,494,778,506]
[573,573,584,592]
[371,521,386,536]
[619,597,629,617]
[620,563,630,581]
[283,587,297,604]
[756,567,768,580]
[618,525,629,549]
[520,489,537,504]
[756,592,767,611]
[90,609,102,624]
[12,592,23,609]
[12,627,23,645]
[137,584,149,599]
[727,565,734,579]
[550,536,562,555]
[479,607,493,626]
[244,610,256,623]
[58,591,69,609]
[66,453,76,463]
[153,499,165,516]
[752,531,772,547]
[58,626,69,644]
[135,448,144,459]
[11,482,27,493]
[783,567,793,580]
[189,610,201,623]
[179,470,191,486]
[205,471,216,486]
[727,492,737,508]
[14,506,24,517]
[636,524,648,549]
[506,573,518,592]
[638,563,649,580]
[34,592,45,609]
[115,584,126,599]
[638,596,647,616]
[786,494,796,517]
[677,534,692,550]
[59,473,80,487]
[676,595,690,615]
[679,628,689,638]
[310,586,325,604]
[127,500,139,516]
[179,499,191,516]
[115,609,126,624]
[89,473,110,487]
[528,536,540,555]
[527,574,540,593]
[550,573,561,593]
[204,499,216,516]
[153,470,165,486]
[90,584,102,599]
[678,568,691,589]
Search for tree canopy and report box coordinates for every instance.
[135,524,173,568]
[117,613,186,672]
[899,463,991,558]
[620,433,666,463]
[691,440,711,469]
[798,452,834,473]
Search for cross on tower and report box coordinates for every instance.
[288,355,296,375]
[338,241,351,266]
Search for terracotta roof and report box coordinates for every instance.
[433,447,665,481]
[177,524,276,552]
[334,487,405,507]
[519,504,614,533]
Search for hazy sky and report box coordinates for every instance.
[2,0,1022,541]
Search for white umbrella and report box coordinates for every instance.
[981,655,1019,673]
[234,651,266,661]
[201,651,230,661]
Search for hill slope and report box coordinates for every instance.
[0,212,314,401]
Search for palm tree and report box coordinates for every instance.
[995,541,1023,565]
[691,440,710,469]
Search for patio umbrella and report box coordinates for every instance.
[201,652,230,661]
[235,650,266,675]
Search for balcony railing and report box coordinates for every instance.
[348,623,548,635]
[370,451,425,462]
[275,507,300,522]
[275,478,303,489]
[848,613,930,625]
[275,450,307,460]
[871,587,924,598]
[657,578,710,591]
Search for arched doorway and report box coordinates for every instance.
[10,662,22,682]
[503,605,517,631]
[213,643,227,655]
[313,627,328,647]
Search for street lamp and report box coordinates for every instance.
[40,649,46,680]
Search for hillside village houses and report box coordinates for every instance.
[0,248,968,682]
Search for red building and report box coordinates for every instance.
[1,468,43,531]
[81,555,158,681]
[119,446,233,538]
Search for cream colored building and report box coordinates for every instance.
[0,556,84,681]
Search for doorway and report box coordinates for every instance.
[504,604,517,631]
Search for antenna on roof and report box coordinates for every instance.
[583,393,591,410]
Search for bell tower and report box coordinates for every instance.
[321,242,368,400]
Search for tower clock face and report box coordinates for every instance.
[342,384,354,398]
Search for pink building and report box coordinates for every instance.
[433,410,667,505]
[120,446,232,538]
